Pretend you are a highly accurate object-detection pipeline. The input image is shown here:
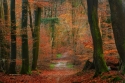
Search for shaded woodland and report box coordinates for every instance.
[0,0,125,83]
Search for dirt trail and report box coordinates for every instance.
[39,52,81,83]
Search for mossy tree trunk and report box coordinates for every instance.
[20,0,31,74]
[32,7,41,70]
[108,0,125,74]
[9,0,16,74]
[87,0,108,77]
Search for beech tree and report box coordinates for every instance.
[9,0,17,74]
[0,0,5,72]
[3,0,10,74]
[108,0,125,74]
[32,7,42,70]
[87,0,108,77]
[20,0,31,74]
[0,0,10,73]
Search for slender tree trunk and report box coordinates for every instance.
[20,0,31,74]
[108,0,125,74]
[28,3,34,37]
[54,0,57,17]
[0,0,11,73]
[72,0,76,55]
[32,7,41,70]
[0,0,5,72]
[9,0,16,74]
[71,0,79,55]
[3,0,10,74]
[51,23,55,59]
[3,0,9,28]
[87,0,108,77]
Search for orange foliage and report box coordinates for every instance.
[35,1,52,7]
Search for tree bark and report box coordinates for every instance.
[87,0,108,77]
[9,0,16,74]
[3,0,10,74]
[28,3,34,37]
[71,0,78,55]
[32,7,41,70]
[20,0,31,74]
[108,0,125,74]
[0,0,5,72]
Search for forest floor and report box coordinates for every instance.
[0,47,124,83]
[0,62,124,83]
[0,71,123,83]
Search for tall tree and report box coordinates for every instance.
[28,3,33,37]
[0,0,5,72]
[3,0,9,28]
[87,0,108,77]
[108,0,125,74]
[0,0,11,73]
[20,0,31,74]
[54,0,58,17]
[32,7,42,70]
[70,0,78,55]
[9,0,16,74]
[70,0,81,55]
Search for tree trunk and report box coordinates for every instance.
[9,0,16,74]
[51,22,55,59]
[0,0,5,72]
[108,0,125,74]
[28,3,34,37]
[54,0,58,17]
[71,0,77,55]
[3,0,10,74]
[87,0,108,77]
[20,0,31,74]
[32,7,41,70]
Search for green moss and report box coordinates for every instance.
[118,0,122,4]
[88,2,109,77]
[50,64,55,69]
[41,17,59,24]
[92,8,100,40]
[92,7,108,73]
[56,54,62,58]
[20,58,31,74]
[67,63,74,68]
[110,76,122,82]
[101,75,112,79]
[20,69,31,74]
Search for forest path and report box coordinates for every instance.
[40,52,81,83]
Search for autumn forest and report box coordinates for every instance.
[0,0,125,83]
